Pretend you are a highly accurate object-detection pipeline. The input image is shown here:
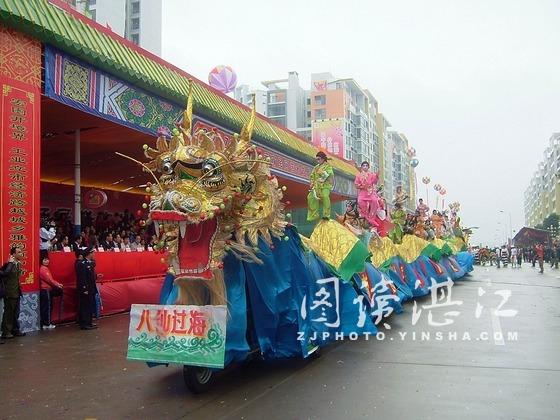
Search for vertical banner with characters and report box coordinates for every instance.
[0,77,41,292]
[127,304,227,368]
[311,119,345,159]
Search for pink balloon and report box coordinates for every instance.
[208,65,237,93]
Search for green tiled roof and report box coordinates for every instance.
[0,0,357,179]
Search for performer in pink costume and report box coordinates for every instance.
[372,194,393,237]
[354,161,379,226]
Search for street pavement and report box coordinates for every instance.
[0,262,559,420]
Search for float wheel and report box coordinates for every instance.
[183,366,215,394]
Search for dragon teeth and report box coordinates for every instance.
[179,221,187,239]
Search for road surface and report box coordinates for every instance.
[1,263,558,419]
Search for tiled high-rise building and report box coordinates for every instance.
[234,71,417,209]
[63,0,162,56]
[525,133,560,226]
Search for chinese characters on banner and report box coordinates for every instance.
[127,304,227,368]
[311,119,344,159]
[0,77,40,292]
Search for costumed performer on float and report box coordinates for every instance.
[393,185,409,209]
[430,210,444,238]
[354,161,379,226]
[416,198,429,221]
[307,151,334,221]
[371,191,393,237]
[336,200,365,237]
[388,202,407,244]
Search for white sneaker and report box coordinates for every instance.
[46,324,56,329]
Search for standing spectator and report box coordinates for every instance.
[82,226,91,247]
[517,248,522,268]
[535,243,545,274]
[76,247,99,330]
[39,220,57,260]
[39,257,63,329]
[1,247,26,339]
[501,246,509,267]
[510,247,518,268]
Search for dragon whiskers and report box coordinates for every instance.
[115,152,162,189]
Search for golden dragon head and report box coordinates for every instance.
[141,84,287,295]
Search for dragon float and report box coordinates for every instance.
[126,84,474,392]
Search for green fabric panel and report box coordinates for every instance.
[376,258,394,273]
[421,243,442,261]
[441,243,454,256]
[337,240,371,282]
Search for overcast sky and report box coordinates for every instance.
[162,0,560,246]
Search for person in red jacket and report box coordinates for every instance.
[39,257,63,329]
[535,243,545,274]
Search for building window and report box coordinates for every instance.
[306,111,311,118]
[132,18,140,29]
[268,92,285,104]
[131,33,139,44]
[89,0,96,4]
[315,108,326,119]
[89,9,96,20]
[131,1,140,14]
[270,116,287,127]
[268,103,286,117]
[314,95,326,105]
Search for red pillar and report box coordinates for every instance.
[0,25,42,331]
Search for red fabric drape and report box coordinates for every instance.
[47,251,167,322]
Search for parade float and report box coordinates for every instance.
[125,86,474,393]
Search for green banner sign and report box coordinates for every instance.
[127,304,227,368]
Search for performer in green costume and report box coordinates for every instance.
[389,203,407,244]
[307,151,334,221]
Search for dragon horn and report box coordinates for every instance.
[182,79,193,134]
[239,94,256,144]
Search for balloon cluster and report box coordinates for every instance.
[208,65,237,94]
[439,188,447,195]
[422,176,431,184]
[407,147,416,158]
[434,184,442,192]
[449,201,461,212]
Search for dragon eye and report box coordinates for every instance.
[202,159,220,177]
[162,159,173,174]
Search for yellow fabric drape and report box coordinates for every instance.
[308,220,360,269]
[370,237,399,268]
[396,235,430,263]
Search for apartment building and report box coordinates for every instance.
[64,0,162,56]
[525,133,560,226]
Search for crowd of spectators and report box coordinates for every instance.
[41,208,157,253]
